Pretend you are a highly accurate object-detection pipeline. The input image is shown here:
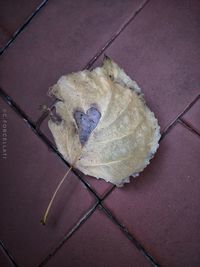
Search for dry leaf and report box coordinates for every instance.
[48,57,160,186]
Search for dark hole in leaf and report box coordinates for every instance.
[74,107,101,145]
[50,108,62,125]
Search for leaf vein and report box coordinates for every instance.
[81,155,135,167]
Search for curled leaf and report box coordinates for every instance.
[48,57,160,186]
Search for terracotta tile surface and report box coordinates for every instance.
[93,0,200,131]
[0,0,42,49]
[182,98,200,132]
[0,98,95,267]
[0,0,142,121]
[0,33,9,50]
[1,1,200,266]
[0,245,13,267]
[44,209,151,267]
[104,123,200,267]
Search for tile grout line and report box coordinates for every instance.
[0,0,197,265]
[0,88,200,193]
[1,100,198,267]
[100,204,162,267]
[102,94,200,199]
[37,203,98,267]
[178,118,200,138]
[35,0,151,126]
[0,87,100,201]
[37,178,161,267]
[94,96,200,267]
[160,94,200,141]
[159,119,178,142]
[0,84,198,267]
[0,87,102,267]
[0,240,20,267]
[83,0,150,70]
[101,185,116,201]
[1,85,198,200]
[38,199,161,267]
[0,0,49,56]
[0,0,150,127]
[0,79,160,267]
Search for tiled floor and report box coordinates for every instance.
[0,0,143,120]
[43,209,152,267]
[0,0,43,50]
[104,123,200,267]
[0,98,96,267]
[182,99,200,133]
[0,1,199,267]
[0,244,13,267]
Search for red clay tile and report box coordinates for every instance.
[93,0,200,130]
[182,98,200,132]
[0,98,95,267]
[0,246,13,267]
[0,0,42,49]
[0,32,8,50]
[44,209,151,267]
[0,0,142,121]
[104,123,200,266]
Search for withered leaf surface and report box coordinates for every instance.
[48,58,160,186]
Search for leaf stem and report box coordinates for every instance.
[40,165,73,225]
